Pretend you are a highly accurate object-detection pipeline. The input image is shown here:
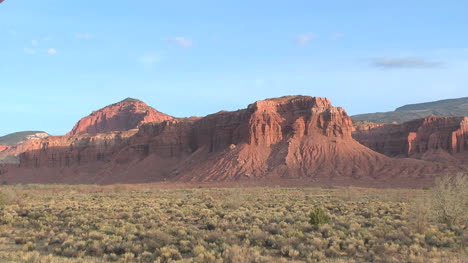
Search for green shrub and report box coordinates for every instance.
[309,207,330,226]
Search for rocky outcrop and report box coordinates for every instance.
[353,121,385,132]
[0,145,9,152]
[0,132,49,164]
[18,130,138,168]
[68,98,173,135]
[173,96,388,182]
[353,116,468,159]
[0,131,49,146]
[1,96,465,185]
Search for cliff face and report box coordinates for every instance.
[18,130,137,168]
[353,116,468,159]
[68,98,173,135]
[2,96,465,185]
[174,96,367,181]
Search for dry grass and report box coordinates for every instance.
[0,184,466,262]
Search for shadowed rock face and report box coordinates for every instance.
[68,98,173,135]
[353,116,468,159]
[17,130,138,168]
[1,96,466,185]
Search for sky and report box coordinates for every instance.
[1,0,467,136]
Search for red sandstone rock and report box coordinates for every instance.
[353,121,385,132]
[0,145,9,152]
[1,96,466,186]
[68,98,173,135]
[353,115,468,160]
[18,130,138,168]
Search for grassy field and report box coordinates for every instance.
[0,183,466,263]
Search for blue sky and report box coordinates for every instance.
[1,0,467,135]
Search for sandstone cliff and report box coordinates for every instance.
[1,96,464,186]
[68,98,173,135]
[353,116,468,161]
[18,130,138,168]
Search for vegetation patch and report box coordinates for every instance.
[0,181,466,262]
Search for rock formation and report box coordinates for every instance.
[1,96,465,186]
[18,130,138,168]
[175,96,377,181]
[353,115,468,160]
[0,132,50,164]
[0,131,49,146]
[0,145,9,152]
[68,98,173,135]
[353,121,385,132]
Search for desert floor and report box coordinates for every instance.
[0,184,466,263]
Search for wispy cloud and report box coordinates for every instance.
[138,53,160,68]
[330,33,345,40]
[47,48,57,55]
[371,57,444,69]
[161,37,192,48]
[75,33,91,40]
[23,48,36,55]
[295,33,316,45]
[8,29,17,35]
[31,40,38,46]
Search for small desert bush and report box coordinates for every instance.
[0,187,21,207]
[408,196,431,233]
[431,173,467,228]
[309,207,330,226]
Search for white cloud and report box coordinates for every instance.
[32,40,38,46]
[8,29,17,35]
[371,57,444,69]
[161,37,192,48]
[75,33,91,39]
[23,48,36,54]
[295,33,316,45]
[47,48,57,55]
[330,33,345,40]
[138,53,160,68]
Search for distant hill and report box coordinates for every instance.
[352,97,468,123]
[0,131,49,146]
